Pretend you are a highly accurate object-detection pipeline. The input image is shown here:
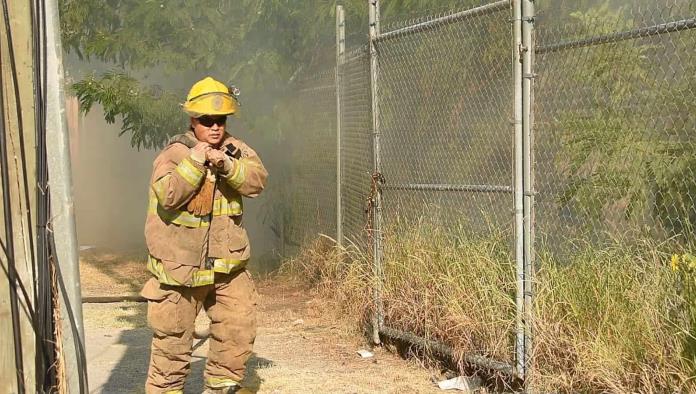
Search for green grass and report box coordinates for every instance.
[280,222,696,392]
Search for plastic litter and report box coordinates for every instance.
[437,376,482,392]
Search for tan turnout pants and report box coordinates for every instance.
[141,269,257,393]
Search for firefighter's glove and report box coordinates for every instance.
[190,142,211,164]
[186,172,216,216]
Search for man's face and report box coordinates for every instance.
[191,115,227,146]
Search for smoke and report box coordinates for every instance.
[61,1,361,272]
[69,103,282,273]
[71,105,155,251]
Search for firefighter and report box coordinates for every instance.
[142,76,267,393]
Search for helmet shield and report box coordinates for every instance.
[182,92,238,117]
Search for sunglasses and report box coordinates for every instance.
[198,115,227,127]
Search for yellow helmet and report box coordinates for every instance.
[182,76,239,117]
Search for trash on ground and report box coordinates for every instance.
[292,318,304,326]
[437,376,482,392]
[193,325,210,339]
[356,349,374,358]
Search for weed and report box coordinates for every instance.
[280,223,695,392]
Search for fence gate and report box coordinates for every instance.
[335,0,534,380]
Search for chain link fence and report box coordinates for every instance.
[534,0,696,254]
[340,46,373,246]
[377,3,513,232]
[529,2,696,388]
[283,69,337,251]
[373,0,519,374]
[278,0,696,389]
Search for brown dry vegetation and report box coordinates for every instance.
[281,224,696,393]
[79,248,149,297]
[532,244,695,392]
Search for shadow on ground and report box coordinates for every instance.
[81,250,272,393]
[87,327,270,393]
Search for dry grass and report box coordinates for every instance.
[279,235,375,332]
[249,280,445,393]
[82,302,148,329]
[280,221,696,392]
[80,249,150,330]
[532,242,696,393]
[379,219,515,367]
[79,248,150,297]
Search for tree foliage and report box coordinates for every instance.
[60,0,354,147]
[60,0,474,148]
[555,3,696,241]
[72,72,184,148]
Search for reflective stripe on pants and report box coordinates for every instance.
[143,270,258,393]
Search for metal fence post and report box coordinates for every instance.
[512,0,526,381]
[45,0,87,390]
[521,0,536,386]
[368,0,383,345]
[336,5,345,248]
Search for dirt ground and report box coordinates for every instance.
[80,250,446,393]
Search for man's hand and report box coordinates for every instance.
[206,148,232,171]
[190,142,211,164]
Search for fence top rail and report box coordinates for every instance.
[536,17,696,54]
[376,0,510,42]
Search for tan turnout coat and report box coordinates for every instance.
[144,131,267,286]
